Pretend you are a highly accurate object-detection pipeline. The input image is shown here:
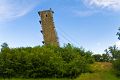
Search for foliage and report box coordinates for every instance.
[108,45,120,60]
[103,46,120,77]
[113,59,120,77]
[0,43,94,78]
[1,43,9,52]
[1,43,9,49]
[93,54,102,62]
[93,53,111,62]
[111,27,120,77]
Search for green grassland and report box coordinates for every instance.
[0,78,71,80]
[75,62,120,80]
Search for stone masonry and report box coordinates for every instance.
[38,9,59,46]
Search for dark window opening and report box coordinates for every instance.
[46,15,47,17]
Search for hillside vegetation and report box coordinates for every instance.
[1,43,120,80]
[0,43,94,78]
[75,62,120,80]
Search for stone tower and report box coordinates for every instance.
[38,9,59,46]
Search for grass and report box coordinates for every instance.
[75,62,120,80]
[0,78,72,80]
[75,71,119,80]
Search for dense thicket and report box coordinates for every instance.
[105,45,120,77]
[112,28,120,77]
[110,46,120,77]
[113,58,120,77]
[93,53,112,62]
[0,43,94,78]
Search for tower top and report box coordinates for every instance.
[38,8,54,15]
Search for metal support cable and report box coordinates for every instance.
[56,26,81,47]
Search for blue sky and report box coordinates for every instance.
[0,0,120,54]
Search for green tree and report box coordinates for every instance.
[93,54,102,62]
[116,27,120,40]
[1,43,9,49]
[112,27,120,77]
[101,53,111,62]
[108,45,119,59]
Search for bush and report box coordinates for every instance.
[113,58,120,77]
[0,44,94,78]
[93,53,111,62]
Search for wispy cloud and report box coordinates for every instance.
[73,10,99,17]
[84,0,120,11]
[0,0,40,22]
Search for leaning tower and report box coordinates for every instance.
[38,9,59,46]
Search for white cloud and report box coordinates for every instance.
[0,0,40,22]
[74,10,99,17]
[84,0,120,11]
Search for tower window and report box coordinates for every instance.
[46,15,47,17]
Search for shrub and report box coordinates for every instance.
[0,44,94,78]
[113,58,120,77]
